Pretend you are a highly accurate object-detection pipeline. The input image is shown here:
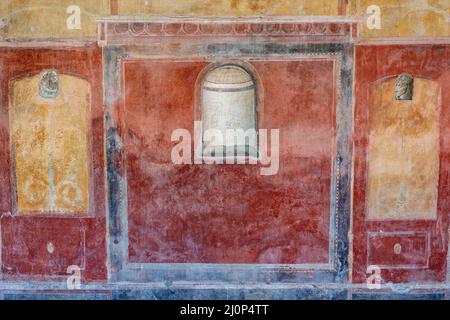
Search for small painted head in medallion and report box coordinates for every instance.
[39,70,60,98]
[395,73,413,101]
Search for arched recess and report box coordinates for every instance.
[194,61,264,161]
[9,72,91,214]
[366,75,441,221]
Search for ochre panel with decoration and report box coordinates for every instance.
[367,77,440,221]
[348,0,449,37]
[115,0,339,16]
[0,46,106,281]
[10,73,90,214]
[353,45,450,284]
[0,0,109,39]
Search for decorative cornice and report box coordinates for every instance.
[97,16,357,47]
[96,15,358,23]
[106,21,351,36]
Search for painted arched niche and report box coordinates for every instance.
[201,64,257,159]
[10,72,91,214]
[367,76,440,220]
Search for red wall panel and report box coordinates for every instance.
[353,45,450,283]
[123,59,336,264]
[0,46,106,281]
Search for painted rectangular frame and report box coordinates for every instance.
[0,46,108,282]
[351,44,450,284]
[367,231,431,269]
[101,17,354,283]
[8,72,95,218]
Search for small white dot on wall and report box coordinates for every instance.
[144,0,150,5]
[393,243,402,255]
[47,242,55,254]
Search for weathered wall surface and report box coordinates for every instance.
[0,0,109,38]
[0,0,449,300]
[1,1,448,38]
[349,0,449,37]
[123,59,335,264]
[11,74,90,213]
[114,0,339,16]
[366,77,440,221]
[0,46,107,281]
[353,44,450,284]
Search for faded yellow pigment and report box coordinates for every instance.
[0,0,109,38]
[349,0,449,37]
[115,0,339,16]
[2,1,449,38]
[367,77,440,221]
[10,74,90,213]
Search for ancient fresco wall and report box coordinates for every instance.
[1,1,449,38]
[353,45,450,284]
[348,0,449,37]
[114,0,339,16]
[0,0,449,300]
[10,74,90,214]
[122,59,335,265]
[366,77,440,221]
[0,0,109,38]
[0,46,106,281]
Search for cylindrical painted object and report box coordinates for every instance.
[202,65,257,158]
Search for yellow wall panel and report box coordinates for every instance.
[10,73,90,214]
[349,0,449,37]
[2,1,449,38]
[367,77,440,220]
[0,0,109,38]
[116,0,339,16]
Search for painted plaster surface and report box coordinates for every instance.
[0,0,449,301]
[116,0,339,16]
[2,222,85,276]
[353,45,450,284]
[367,77,440,220]
[0,0,109,38]
[0,46,106,281]
[123,59,334,264]
[202,66,257,156]
[349,0,449,37]
[10,74,90,213]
